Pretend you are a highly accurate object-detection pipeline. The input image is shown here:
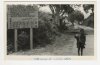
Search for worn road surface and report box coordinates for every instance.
[11,25,94,56]
[11,33,94,56]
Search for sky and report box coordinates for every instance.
[39,5,92,19]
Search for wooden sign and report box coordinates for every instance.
[7,5,38,29]
[8,17,38,29]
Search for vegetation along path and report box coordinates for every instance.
[11,27,94,56]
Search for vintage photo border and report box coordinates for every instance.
[4,1,96,60]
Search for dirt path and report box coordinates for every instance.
[11,24,94,56]
[11,33,94,56]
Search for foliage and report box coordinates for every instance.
[83,13,94,27]
[83,4,94,13]
[7,40,14,54]
[48,5,74,16]
[7,29,14,54]
[7,5,57,53]
[18,31,30,50]
[39,5,74,26]
[83,4,94,27]
[68,10,84,25]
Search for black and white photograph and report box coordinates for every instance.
[6,3,95,57]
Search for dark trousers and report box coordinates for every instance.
[78,46,84,56]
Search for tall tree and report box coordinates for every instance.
[39,4,74,25]
[83,4,94,13]
[39,4,74,32]
[83,4,94,27]
[49,5,74,25]
[68,10,84,25]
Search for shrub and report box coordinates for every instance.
[18,31,30,50]
[7,39,14,54]
[33,20,56,48]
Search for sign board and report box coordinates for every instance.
[7,5,38,29]
[8,17,38,29]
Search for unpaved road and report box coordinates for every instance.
[11,33,94,56]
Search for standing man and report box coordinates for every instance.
[75,29,86,56]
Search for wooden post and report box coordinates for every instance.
[30,28,33,50]
[14,29,18,52]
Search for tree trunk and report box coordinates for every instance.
[72,22,74,26]
[52,14,60,32]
